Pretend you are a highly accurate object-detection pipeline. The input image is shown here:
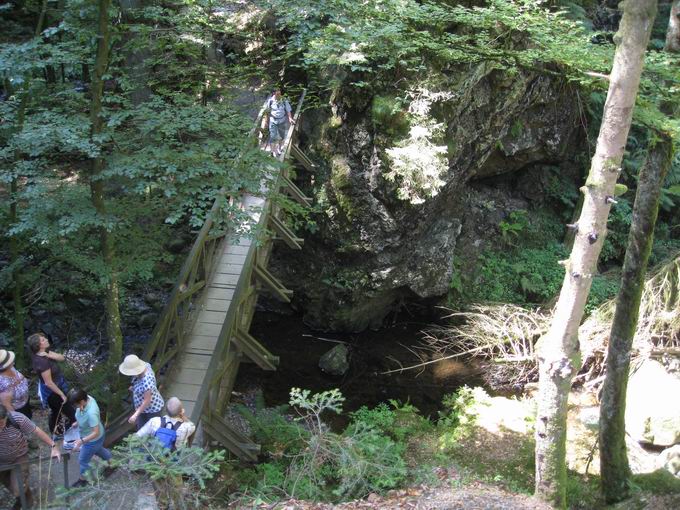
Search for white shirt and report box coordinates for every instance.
[136,415,196,449]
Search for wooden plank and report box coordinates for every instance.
[253,264,292,303]
[170,368,206,385]
[270,215,303,250]
[204,298,232,312]
[202,419,259,462]
[213,273,239,286]
[234,329,279,371]
[215,263,242,275]
[176,353,212,370]
[223,244,250,255]
[193,322,223,338]
[166,382,202,402]
[186,335,218,351]
[222,253,247,265]
[196,310,227,325]
[281,175,312,207]
[205,287,235,301]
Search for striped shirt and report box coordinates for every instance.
[0,412,35,463]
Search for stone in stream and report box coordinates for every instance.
[319,344,350,376]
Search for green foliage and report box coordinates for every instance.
[600,197,633,264]
[60,435,225,508]
[437,386,483,451]
[371,95,409,137]
[499,210,529,246]
[235,389,412,504]
[473,243,568,304]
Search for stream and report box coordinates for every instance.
[237,311,483,424]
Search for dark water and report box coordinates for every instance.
[237,311,483,422]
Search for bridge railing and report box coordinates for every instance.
[0,453,71,508]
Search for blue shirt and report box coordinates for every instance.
[75,395,104,441]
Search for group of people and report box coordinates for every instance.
[0,333,195,508]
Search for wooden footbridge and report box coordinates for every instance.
[106,90,315,459]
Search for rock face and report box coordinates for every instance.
[318,344,350,376]
[656,445,680,478]
[273,65,582,331]
[626,360,680,447]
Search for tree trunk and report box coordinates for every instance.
[599,3,678,502]
[90,0,123,363]
[599,137,673,503]
[666,1,680,51]
[534,1,657,508]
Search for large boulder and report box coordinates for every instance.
[626,360,680,447]
[272,65,582,331]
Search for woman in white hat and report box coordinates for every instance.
[0,350,31,419]
[118,354,164,430]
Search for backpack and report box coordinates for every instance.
[154,417,182,450]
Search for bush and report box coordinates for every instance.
[60,435,224,509]
[234,389,409,503]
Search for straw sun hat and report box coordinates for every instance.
[0,350,15,371]
[118,354,147,376]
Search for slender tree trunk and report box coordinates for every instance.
[599,137,673,503]
[666,1,680,51]
[599,4,678,502]
[90,0,123,363]
[534,2,657,508]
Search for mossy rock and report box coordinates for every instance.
[371,95,410,137]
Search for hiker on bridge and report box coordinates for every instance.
[0,350,31,419]
[0,403,61,508]
[135,397,196,450]
[119,354,164,429]
[68,388,112,488]
[264,87,294,157]
[27,333,77,438]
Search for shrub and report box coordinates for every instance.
[60,435,224,509]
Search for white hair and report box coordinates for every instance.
[166,397,183,418]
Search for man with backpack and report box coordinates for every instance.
[263,87,294,157]
[135,397,195,450]
[0,403,61,508]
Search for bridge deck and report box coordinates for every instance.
[163,194,264,420]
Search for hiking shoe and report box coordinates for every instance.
[71,479,88,489]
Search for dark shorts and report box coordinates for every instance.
[268,119,289,143]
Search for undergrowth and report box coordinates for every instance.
[223,386,680,509]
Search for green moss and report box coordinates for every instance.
[632,470,680,495]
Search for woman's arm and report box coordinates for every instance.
[129,389,152,424]
[41,369,66,401]
[45,351,65,362]
[79,424,100,444]
[33,425,62,460]
[0,391,15,411]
